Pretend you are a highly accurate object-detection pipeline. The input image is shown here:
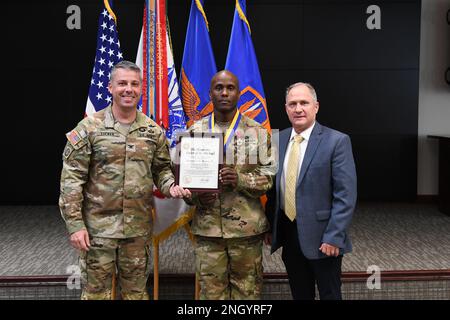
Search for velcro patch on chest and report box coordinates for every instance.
[97,131,120,137]
[137,133,154,139]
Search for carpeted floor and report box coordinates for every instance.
[0,202,449,276]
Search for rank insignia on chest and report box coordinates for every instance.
[126,144,136,152]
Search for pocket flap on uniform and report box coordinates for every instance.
[315,210,331,221]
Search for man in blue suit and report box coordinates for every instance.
[265,82,357,300]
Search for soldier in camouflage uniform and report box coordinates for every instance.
[59,61,190,300]
[185,70,276,299]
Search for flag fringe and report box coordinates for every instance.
[152,207,196,244]
[195,0,210,31]
[236,0,251,34]
[103,0,117,23]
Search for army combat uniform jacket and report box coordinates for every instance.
[186,113,276,238]
[59,106,174,239]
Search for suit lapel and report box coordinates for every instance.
[297,123,323,187]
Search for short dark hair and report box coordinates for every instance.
[110,60,142,82]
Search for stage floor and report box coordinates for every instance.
[1,202,449,277]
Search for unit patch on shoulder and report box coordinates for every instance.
[63,145,74,159]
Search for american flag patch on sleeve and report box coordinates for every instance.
[67,130,81,146]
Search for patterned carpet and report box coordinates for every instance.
[0,202,449,277]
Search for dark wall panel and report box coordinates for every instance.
[302,2,421,69]
[352,134,418,200]
[250,4,304,70]
[296,69,419,135]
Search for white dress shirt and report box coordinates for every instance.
[280,122,316,211]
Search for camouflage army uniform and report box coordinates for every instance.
[59,105,174,300]
[186,113,276,299]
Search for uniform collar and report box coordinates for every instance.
[104,105,148,133]
[104,105,115,128]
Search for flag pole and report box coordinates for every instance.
[153,238,160,300]
[152,206,159,300]
[195,273,200,300]
[184,224,199,299]
[111,267,117,299]
[105,0,118,299]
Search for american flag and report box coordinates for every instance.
[85,5,123,116]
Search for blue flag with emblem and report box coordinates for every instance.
[181,0,217,127]
[225,0,270,131]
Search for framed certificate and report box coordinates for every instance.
[175,132,223,192]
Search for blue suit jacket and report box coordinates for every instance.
[266,122,357,259]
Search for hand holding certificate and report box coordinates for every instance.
[175,132,223,192]
[219,166,238,189]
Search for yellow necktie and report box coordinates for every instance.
[285,135,304,221]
